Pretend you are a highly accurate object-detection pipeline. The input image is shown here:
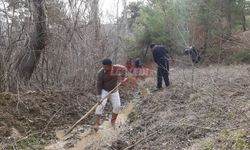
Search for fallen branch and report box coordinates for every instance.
[123,131,158,150]
[181,123,220,132]
[16,132,40,143]
[40,106,63,137]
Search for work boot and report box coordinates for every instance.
[152,87,163,92]
[93,115,100,132]
[111,113,118,128]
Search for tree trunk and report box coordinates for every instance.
[225,0,233,36]
[242,14,246,31]
[203,27,209,53]
[122,0,128,33]
[227,11,232,35]
[15,0,47,81]
[114,0,120,64]
[90,0,100,41]
[241,0,246,31]
[200,1,209,53]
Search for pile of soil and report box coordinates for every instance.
[0,89,95,142]
[108,65,250,149]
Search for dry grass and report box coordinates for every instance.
[108,65,250,150]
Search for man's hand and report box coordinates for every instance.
[121,77,128,83]
[97,95,102,104]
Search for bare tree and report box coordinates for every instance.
[15,0,47,82]
[0,0,129,91]
[90,0,100,41]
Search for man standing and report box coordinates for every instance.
[134,57,142,68]
[94,58,125,131]
[150,44,170,90]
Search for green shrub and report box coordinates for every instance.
[246,15,250,29]
[224,49,250,65]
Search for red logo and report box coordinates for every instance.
[110,65,151,78]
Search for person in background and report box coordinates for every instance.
[184,46,201,63]
[150,44,170,90]
[134,57,142,68]
[132,57,143,79]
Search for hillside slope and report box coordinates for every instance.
[109,65,250,150]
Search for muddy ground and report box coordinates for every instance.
[1,65,250,150]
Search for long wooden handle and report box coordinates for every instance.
[64,78,128,136]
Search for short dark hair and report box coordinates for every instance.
[150,43,155,49]
[102,58,112,65]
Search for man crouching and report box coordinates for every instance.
[93,58,126,131]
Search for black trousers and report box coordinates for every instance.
[157,63,169,88]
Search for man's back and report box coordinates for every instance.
[152,45,168,65]
[150,44,170,89]
[184,47,200,63]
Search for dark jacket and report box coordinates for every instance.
[184,47,200,63]
[134,58,141,67]
[152,45,169,65]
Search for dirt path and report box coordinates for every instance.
[46,102,135,150]
[45,82,149,150]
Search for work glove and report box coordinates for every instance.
[97,95,102,104]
